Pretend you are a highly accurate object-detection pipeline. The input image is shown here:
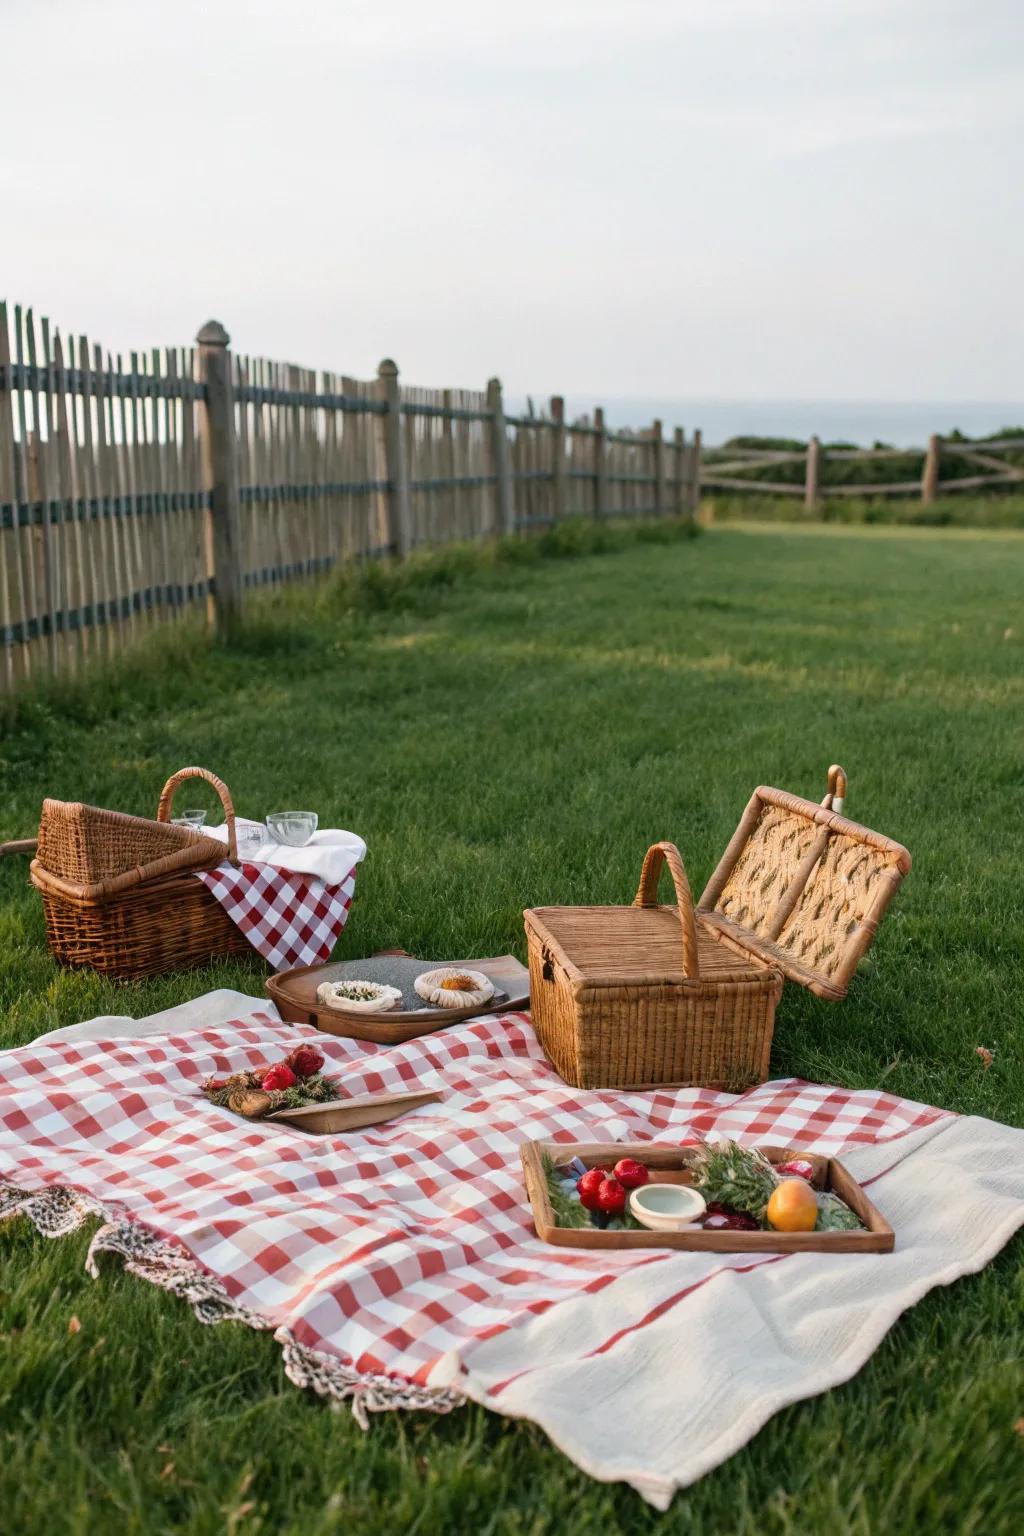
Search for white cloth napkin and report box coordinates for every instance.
[203,820,366,885]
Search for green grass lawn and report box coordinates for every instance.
[704,489,1024,529]
[2,519,1023,1534]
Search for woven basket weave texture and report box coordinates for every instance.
[30,767,253,978]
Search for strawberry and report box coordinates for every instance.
[596,1177,626,1216]
[612,1158,648,1191]
[261,1064,297,1092]
[576,1167,611,1211]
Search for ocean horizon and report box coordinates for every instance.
[511,397,1024,450]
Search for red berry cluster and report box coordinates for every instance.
[576,1158,649,1219]
[259,1043,325,1093]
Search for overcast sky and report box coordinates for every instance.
[4,1,1022,403]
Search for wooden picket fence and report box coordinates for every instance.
[0,303,701,690]
[701,433,1024,507]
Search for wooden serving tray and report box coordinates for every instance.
[522,1140,894,1253]
[268,1089,442,1133]
[267,952,530,1043]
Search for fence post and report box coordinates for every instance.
[377,358,412,557]
[673,427,686,518]
[196,319,243,636]
[441,387,457,543]
[550,395,566,522]
[486,377,515,536]
[651,419,666,516]
[688,429,702,516]
[594,406,608,519]
[921,433,941,505]
[804,434,821,512]
[25,429,57,673]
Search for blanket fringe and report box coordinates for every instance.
[279,1339,466,1428]
[0,1178,104,1236]
[1,1179,465,1422]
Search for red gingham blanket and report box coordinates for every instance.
[0,1011,948,1418]
[196,861,357,968]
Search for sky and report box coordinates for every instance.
[4,0,1023,408]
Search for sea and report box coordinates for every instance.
[526,398,1024,449]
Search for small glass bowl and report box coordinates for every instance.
[172,808,207,830]
[266,811,318,847]
[235,819,267,854]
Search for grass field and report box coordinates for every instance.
[2,519,1023,1534]
[703,490,1024,529]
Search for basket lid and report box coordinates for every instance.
[697,770,911,1001]
[525,903,774,987]
[35,767,240,897]
[36,799,227,890]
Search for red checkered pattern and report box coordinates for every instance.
[0,1013,948,1393]
[196,860,357,968]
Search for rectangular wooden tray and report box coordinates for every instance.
[522,1140,894,1253]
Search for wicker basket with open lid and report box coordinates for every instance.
[697,765,912,1001]
[524,766,911,1089]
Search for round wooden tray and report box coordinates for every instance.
[266,951,530,1043]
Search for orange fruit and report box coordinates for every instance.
[766,1178,818,1233]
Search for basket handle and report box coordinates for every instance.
[156,767,238,864]
[0,837,38,858]
[821,763,848,815]
[633,841,701,981]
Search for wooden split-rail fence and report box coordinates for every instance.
[701,434,1024,506]
[0,302,701,690]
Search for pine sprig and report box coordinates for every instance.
[542,1155,592,1229]
[691,1139,780,1221]
[274,1074,339,1109]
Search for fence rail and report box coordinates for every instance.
[701,433,1024,508]
[0,301,701,690]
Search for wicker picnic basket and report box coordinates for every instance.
[524,766,911,1090]
[29,766,252,979]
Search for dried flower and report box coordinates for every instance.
[285,1044,325,1080]
[261,1064,297,1092]
[227,1089,273,1119]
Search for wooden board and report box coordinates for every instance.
[268,1088,442,1133]
[522,1140,894,1254]
[266,951,530,1043]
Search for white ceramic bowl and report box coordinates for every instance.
[266,811,318,847]
[629,1183,707,1232]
